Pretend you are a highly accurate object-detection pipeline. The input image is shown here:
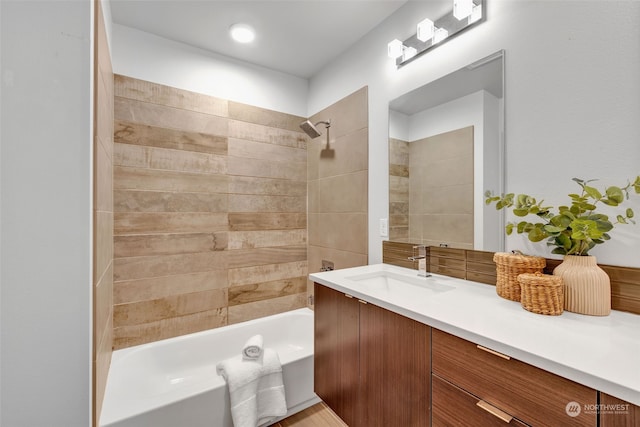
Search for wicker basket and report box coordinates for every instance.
[518,272,564,315]
[493,252,546,301]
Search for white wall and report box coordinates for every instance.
[309,0,640,267]
[111,23,309,117]
[0,1,92,426]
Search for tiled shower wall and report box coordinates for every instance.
[389,137,409,241]
[388,126,474,249]
[112,76,308,349]
[307,87,369,292]
[93,1,114,423]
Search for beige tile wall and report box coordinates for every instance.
[94,1,113,425]
[113,75,308,349]
[389,137,410,241]
[307,87,369,296]
[408,126,474,249]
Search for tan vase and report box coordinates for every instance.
[553,255,611,316]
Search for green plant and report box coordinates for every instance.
[485,176,640,256]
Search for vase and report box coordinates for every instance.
[552,255,611,316]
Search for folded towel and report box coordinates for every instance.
[216,348,287,427]
[242,334,264,360]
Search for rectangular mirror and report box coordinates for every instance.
[388,50,505,252]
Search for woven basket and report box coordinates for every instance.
[518,272,564,315]
[493,252,546,301]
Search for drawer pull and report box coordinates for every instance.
[476,400,513,423]
[345,294,354,299]
[477,344,511,360]
[357,299,368,305]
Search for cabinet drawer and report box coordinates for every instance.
[433,374,528,426]
[432,329,597,426]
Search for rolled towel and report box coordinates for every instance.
[242,334,264,360]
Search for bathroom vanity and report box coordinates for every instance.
[310,264,640,426]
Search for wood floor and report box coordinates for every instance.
[273,402,348,427]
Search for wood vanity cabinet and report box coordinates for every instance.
[431,329,597,426]
[599,393,640,427]
[314,283,431,427]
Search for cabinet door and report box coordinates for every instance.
[360,301,431,427]
[600,393,640,427]
[314,283,360,427]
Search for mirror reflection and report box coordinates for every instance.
[388,50,505,252]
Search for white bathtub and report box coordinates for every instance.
[100,308,319,427]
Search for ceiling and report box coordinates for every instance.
[109,0,409,79]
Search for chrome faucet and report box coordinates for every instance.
[408,245,431,277]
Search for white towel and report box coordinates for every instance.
[242,335,264,360]
[216,348,287,427]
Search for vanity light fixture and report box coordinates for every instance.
[229,23,255,43]
[387,38,404,59]
[387,0,485,68]
[416,18,434,42]
[433,27,449,44]
[453,0,474,20]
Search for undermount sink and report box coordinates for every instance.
[345,270,455,295]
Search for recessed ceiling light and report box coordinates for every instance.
[229,23,255,44]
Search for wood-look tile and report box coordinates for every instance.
[114,270,228,304]
[115,97,228,136]
[115,74,228,117]
[389,163,409,178]
[95,137,113,213]
[114,142,227,175]
[114,212,228,235]
[389,138,409,166]
[228,229,306,250]
[114,166,229,193]
[94,211,113,279]
[114,190,227,213]
[228,213,306,231]
[227,293,306,325]
[228,276,307,306]
[114,251,228,281]
[94,262,113,344]
[228,194,306,213]
[228,120,306,149]
[227,156,306,180]
[115,232,228,258]
[228,260,308,287]
[114,120,228,155]
[228,101,305,132]
[229,175,306,197]
[113,308,228,349]
[114,288,227,327]
[228,137,307,162]
[226,246,307,269]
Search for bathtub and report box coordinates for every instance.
[100,308,319,427]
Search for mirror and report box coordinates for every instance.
[388,50,505,252]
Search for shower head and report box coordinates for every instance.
[299,119,331,139]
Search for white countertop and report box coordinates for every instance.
[310,263,640,406]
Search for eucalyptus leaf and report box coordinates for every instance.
[484,176,640,255]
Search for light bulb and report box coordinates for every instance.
[433,27,449,44]
[417,18,434,42]
[453,0,474,20]
[388,39,404,59]
[229,23,255,43]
